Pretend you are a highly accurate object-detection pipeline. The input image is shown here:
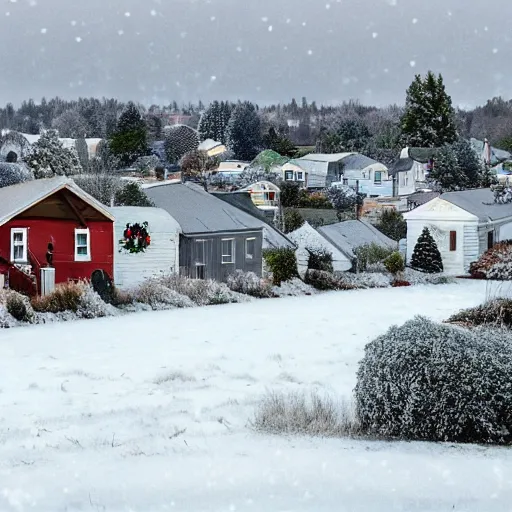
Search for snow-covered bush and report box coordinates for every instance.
[447,299,512,329]
[403,268,455,285]
[0,130,32,161]
[0,162,34,188]
[272,278,317,297]
[307,248,334,273]
[252,390,357,437]
[263,248,299,286]
[31,282,83,313]
[0,305,17,328]
[470,241,512,280]
[339,272,392,289]
[226,270,275,298]
[73,173,123,206]
[76,285,118,319]
[133,280,195,310]
[164,125,199,164]
[355,316,512,444]
[304,269,355,291]
[5,291,34,323]
[353,243,394,272]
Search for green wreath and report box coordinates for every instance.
[119,222,151,253]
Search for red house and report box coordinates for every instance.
[0,177,115,296]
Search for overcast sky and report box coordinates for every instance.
[0,0,509,108]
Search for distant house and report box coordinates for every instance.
[288,219,397,272]
[296,153,351,189]
[214,160,250,184]
[404,188,512,275]
[145,182,267,281]
[471,138,511,167]
[0,177,114,296]
[281,160,308,188]
[388,148,432,196]
[110,206,181,290]
[238,181,280,217]
[198,139,228,158]
[337,154,390,197]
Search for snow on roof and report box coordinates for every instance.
[440,188,512,222]
[0,176,115,225]
[198,139,222,151]
[299,152,355,163]
[318,220,397,259]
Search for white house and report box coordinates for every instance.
[388,148,431,196]
[110,206,181,289]
[403,188,512,275]
[281,161,308,188]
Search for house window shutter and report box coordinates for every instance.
[449,231,457,252]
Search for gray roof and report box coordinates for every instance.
[212,191,295,249]
[0,175,114,225]
[441,188,512,222]
[289,159,330,188]
[318,220,397,259]
[145,181,266,235]
[340,154,382,171]
[300,152,354,163]
[389,157,414,176]
[407,191,440,207]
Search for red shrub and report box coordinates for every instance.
[470,241,512,279]
[392,280,411,287]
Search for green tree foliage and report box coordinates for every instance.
[283,209,304,234]
[279,181,301,207]
[109,102,149,167]
[428,144,468,191]
[263,247,299,285]
[164,125,200,164]
[401,71,458,148]
[262,127,297,158]
[317,117,371,153]
[376,209,407,242]
[180,149,217,189]
[383,252,405,276]
[410,227,444,273]
[326,186,364,213]
[226,101,261,161]
[145,114,163,142]
[25,129,83,178]
[198,101,233,144]
[114,182,154,207]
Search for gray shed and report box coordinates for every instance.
[145,182,265,282]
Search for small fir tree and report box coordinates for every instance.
[401,71,458,148]
[410,227,444,274]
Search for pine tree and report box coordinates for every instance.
[114,182,154,207]
[164,125,199,164]
[225,101,261,161]
[410,227,444,274]
[109,102,149,167]
[401,71,458,148]
[75,138,89,173]
[428,144,467,191]
[451,138,483,188]
[25,129,83,179]
[198,101,232,143]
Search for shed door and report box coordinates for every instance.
[488,231,494,250]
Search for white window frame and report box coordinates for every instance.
[221,238,235,264]
[11,228,28,263]
[74,228,91,262]
[374,171,382,185]
[245,237,256,261]
[296,171,304,181]
[284,170,294,181]
[194,239,207,266]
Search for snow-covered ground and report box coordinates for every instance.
[1,280,512,511]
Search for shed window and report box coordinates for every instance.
[374,171,382,184]
[221,238,235,264]
[74,228,91,262]
[11,228,28,263]
[284,170,294,181]
[245,238,256,261]
[449,231,457,251]
[194,239,207,265]
[296,171,304,181]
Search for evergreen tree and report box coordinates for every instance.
[410,227,444,274]
[428,144,467,191]
[146,114,163,142]
[376,209,407,242]
[114,182,154,207]
[198,101,232,143]
[52,109,89,138]
[25,129,83,178]
[109,102,149,167]
[75,137,89,173]
[262,127,297,157]
[451,138,483,188]
[164,125,199,164]
[401,71,458,148]
[225,101,261,161]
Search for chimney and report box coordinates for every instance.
[484,138,492,165]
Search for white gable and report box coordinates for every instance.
[404,198,478,222]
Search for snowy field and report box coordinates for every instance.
[1,280,512,511]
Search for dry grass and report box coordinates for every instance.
[251,390,358,437]
[31,281,85,313]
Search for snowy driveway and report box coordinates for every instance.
[1,280,512,511]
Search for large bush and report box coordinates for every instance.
[283,209,304,234]
[304,269,355,291]
[376,209,407,242]
[470,241,512,280]
[353,243,394,272]
[263,248,299,286]
[6,291,34,323]
[355,316,512,444]
[307,248,334,273]
[226,270,275,298]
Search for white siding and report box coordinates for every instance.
[397,170,416,196]
[463,224,479,272]
[498,221,512,241]
[110,207,181,290]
